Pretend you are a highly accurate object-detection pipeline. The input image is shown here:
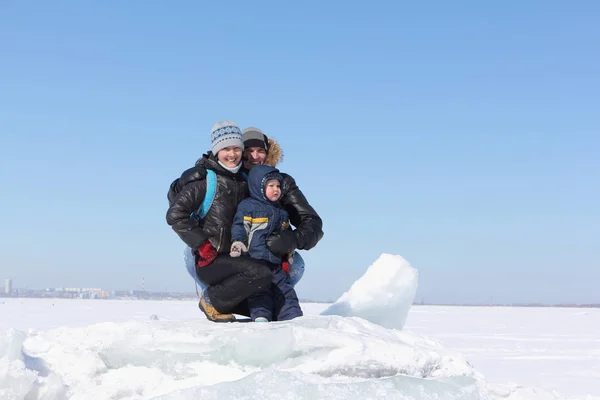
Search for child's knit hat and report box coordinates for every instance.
[211,121,244,155]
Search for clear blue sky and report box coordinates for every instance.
[1,1,599,304]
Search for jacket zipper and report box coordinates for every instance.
[216,227,224,252]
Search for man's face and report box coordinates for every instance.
[243,147,267,169]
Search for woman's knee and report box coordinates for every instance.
[245,261,272,288]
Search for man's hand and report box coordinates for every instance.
[266,230,297,257]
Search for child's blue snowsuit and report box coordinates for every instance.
[231,165,303,321]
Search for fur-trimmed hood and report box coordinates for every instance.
[264,137,283,167]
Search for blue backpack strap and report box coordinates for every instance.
[191,169,217,220]
[190,170,247,221]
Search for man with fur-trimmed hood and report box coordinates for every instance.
[241,127,324,286]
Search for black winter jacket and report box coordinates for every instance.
[279,173,323,250]
[166,154,248,253]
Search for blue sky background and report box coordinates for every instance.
[1,1,599,304]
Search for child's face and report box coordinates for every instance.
[264,179,281,202]
[217,146,242,168]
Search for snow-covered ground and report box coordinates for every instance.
[406,305,600,398]
[1,254,598,399]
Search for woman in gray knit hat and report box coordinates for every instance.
[167,121,273,323]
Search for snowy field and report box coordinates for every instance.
[1,255,599,399]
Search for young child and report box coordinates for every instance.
[230,164,303,322]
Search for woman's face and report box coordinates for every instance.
[243,147,267,169]
[217,146,243,168]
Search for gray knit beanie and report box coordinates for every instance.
[211,121,244,155]
[242,127,269,151]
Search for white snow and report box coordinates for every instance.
[0,253,598,400]
[405,305,600,397]
[320,253,418,330]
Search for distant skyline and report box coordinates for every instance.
[1,1,599,304]
[4,277,600,306]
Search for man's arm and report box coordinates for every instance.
[280,173,324,250]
